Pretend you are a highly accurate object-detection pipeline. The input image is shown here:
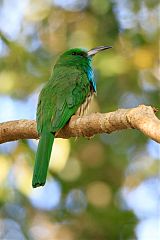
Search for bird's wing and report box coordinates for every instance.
[50,69,90,132]
[36,82,57,134]
[36,68,90,134]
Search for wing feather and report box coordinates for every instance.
[36,67,90,134]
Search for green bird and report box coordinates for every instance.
[32,46,112,188]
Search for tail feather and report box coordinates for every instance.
[32,131,54,188]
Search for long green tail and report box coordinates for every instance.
[32,131,54,188]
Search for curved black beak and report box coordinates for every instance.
[87,45,112,57]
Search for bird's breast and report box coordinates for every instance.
[76,91,95,117]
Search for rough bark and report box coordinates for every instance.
[0,105,159,144]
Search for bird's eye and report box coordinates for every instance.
[71,52,85,57]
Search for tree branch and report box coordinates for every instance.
[0,105,160,144]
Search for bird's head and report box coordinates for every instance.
[56,46,112,65]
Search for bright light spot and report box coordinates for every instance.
[113,0,159,36]
[28,139,38,152]
[30,219,75,240]
[113,0,137,30]
[65,189,87,214]
[0,96,15,122]
[0,93,37,122]
[0,71,17,93]
[133,48,154,69]
[0,0,28,40]
[29,180,61,210]
[14,154,32,195]
[0,141,18,154]
[138,3,159,35]
[147,140,160,160]
[122,178,160,219]
[53,0,88,11]
[86,181,112,208]
[0,155,10,183]
[58,158,81,181]
[50,138,70,173]
[25,0,50,22]
[30,225,52,240]
[127,152,153,172]
[136,217,160,240]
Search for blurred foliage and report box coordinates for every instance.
[0,0,159,239]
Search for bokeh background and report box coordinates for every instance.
[0,0,160,239]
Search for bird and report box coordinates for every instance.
[32,46,112,188]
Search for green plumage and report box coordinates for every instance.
[32,46,112,188]
[33,131,54,187]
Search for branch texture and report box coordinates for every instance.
[0,105,160,144]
